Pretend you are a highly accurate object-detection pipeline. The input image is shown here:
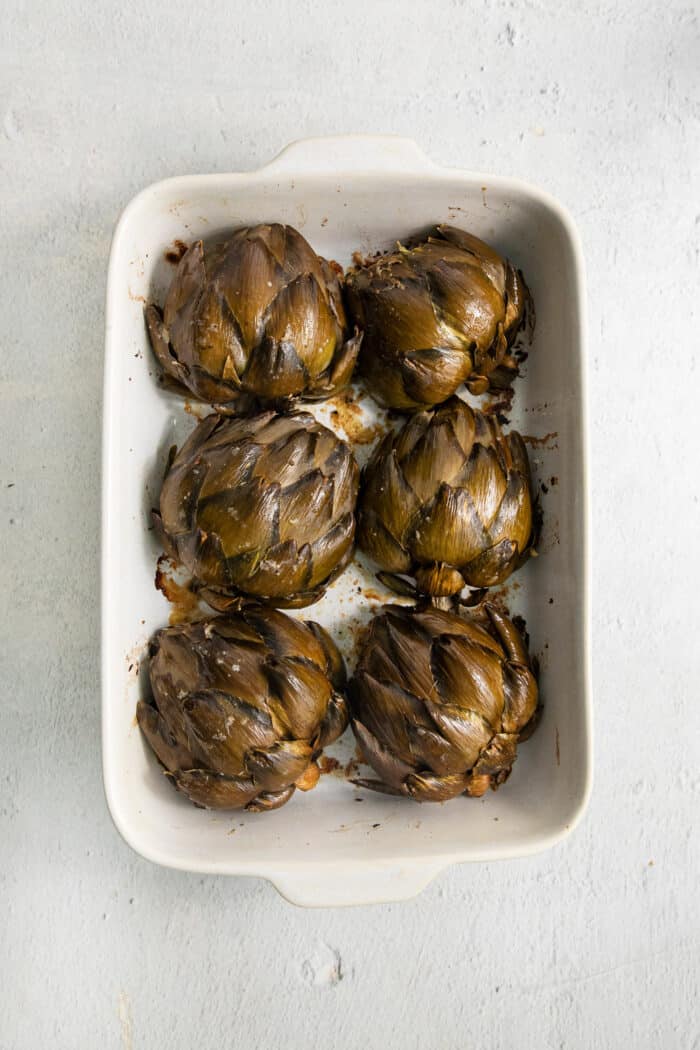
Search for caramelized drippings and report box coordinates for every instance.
[328,391,388,446]
[155,556,203,625]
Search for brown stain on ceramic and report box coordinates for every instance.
[491,578,521,606]
[555,727,561,767]
[523,431,559,450]
[165,239,189,265]
[344,745,365,780]
[362,588,384,602]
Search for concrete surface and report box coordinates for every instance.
[1,1,699,1047]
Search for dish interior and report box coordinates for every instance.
[103,165,588,881]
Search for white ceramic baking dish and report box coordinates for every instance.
[102,135,591,907]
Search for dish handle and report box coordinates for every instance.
[270,861,444,908]
[259,135,437,176]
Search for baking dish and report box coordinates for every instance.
[102,135,591,907]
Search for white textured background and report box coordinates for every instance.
[2,1,699,1047]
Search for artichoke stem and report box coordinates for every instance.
[429,595,455,612]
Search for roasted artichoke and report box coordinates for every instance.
[357,396,533,597]
[146,223,361,409]
[137,608,348,811]
[349,603,538,801]
[156,410,359,608]
[345,224,527,410]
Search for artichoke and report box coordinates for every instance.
[146,224,361,409]
[137,608,348,811]
[349,603,538,801]
[155,409,359,609]
[357,396,533,597]
[345,224,527,410]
